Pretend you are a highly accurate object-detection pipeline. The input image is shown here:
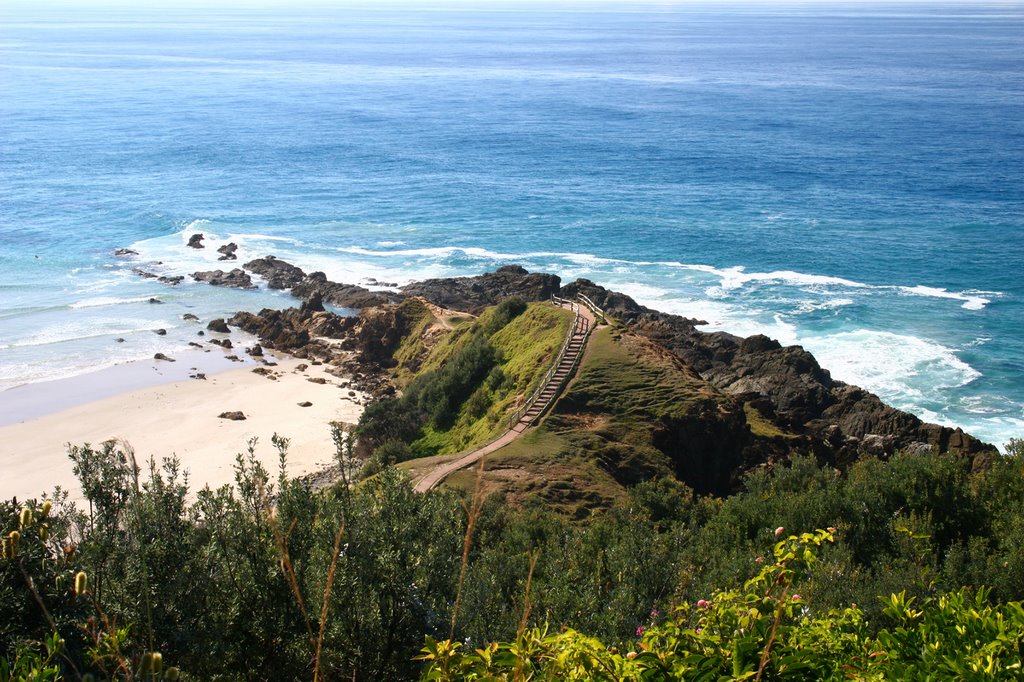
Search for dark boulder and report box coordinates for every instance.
[217,242,238,261]
[187,233,205,249]
[192,269,255,289]
[114,248,138,256]
[218,411,246,420]
[244,256,306,289]
[207,319,230,333]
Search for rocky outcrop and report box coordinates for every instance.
[292,273,398,309]
[556,278,994,462]
[218,260,993,477]
[187,233,205,249]
[244,256,306,289]
[191,269,255,289]
[217,242,238,260]
[228,306,351,359]
[401,265,561,313]
[114,248,138,256]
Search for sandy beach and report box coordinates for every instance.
[0,350,364,502]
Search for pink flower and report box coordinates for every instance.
[696,599,710,609]
[774,526,785,536]
[626,651,638,660]
[636,626,645,637]
[792,594,802,601]
[650,609,659,619]
[755,556,765,564]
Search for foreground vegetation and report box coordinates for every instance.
[3,436,1024,679]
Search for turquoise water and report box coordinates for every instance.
[1,2,1022,447]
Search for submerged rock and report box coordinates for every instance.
[217,242,238,261]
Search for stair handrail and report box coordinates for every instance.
[507,298,580,428]
[576,293,606,325]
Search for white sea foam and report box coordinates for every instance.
[898,285,991,311]
[800,330,981,400]
[69,296,157,310]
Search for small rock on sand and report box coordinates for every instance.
[154,353,175,362]
[207,318,230,333]
[297,401,313,407]
[218,411,245,420]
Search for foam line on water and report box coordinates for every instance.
[69,296,158,309]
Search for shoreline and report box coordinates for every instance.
[0,352,365,503]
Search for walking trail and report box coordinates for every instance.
[413,297,602,493]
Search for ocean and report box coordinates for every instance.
[1,2,1021,448]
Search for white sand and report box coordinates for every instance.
[0,355,364,502]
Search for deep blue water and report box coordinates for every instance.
[1,2,1022,447]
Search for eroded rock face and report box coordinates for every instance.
[401,265,561,313]
[191,269,255,289]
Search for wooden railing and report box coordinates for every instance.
[576,292,607,325]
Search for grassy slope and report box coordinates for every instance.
[387,303,802,517]
[398,302,574,456]
[446,327,802,517]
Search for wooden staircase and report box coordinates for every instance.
[509,300,592,434]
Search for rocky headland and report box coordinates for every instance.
[132,239,994,498]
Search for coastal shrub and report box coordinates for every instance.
[7,440,1024,679]
[407,332,499,430]
[356,397,427,457]
[418,529,1024,680]
[479,297,527,336]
